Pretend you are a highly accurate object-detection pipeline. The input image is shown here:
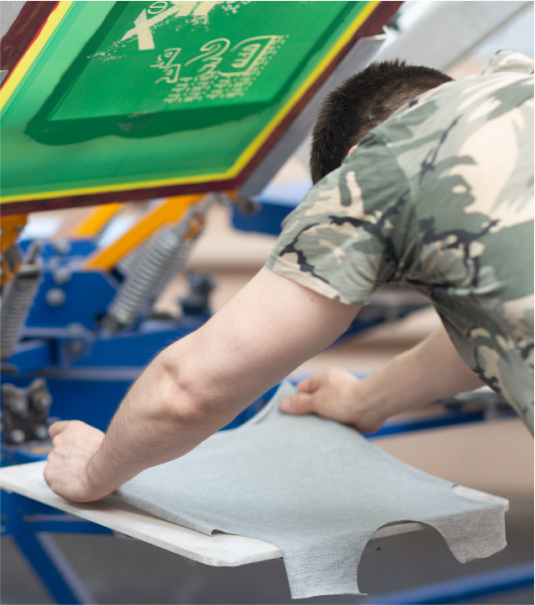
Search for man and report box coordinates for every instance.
[45,51,533,503]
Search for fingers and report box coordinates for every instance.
[284,371,331,414]
[43,463,53,488]
[280,393,315,415]
[48,421,70,439]
[297,368,342,394]
[44,451,62,489]
[296,374,319,394]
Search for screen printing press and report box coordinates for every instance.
[1,2,532,604]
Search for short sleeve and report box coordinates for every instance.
[266,135,418,306]
[480,50,534,76]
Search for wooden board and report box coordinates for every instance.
[0,1,401,214]
[0,461,508,566]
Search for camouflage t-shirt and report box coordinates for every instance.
[267,51,534,433]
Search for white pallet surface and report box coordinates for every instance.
[0,461,508,566]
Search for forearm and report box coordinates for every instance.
[86,340,227,498]
[358,324,484,422]
[88,327,311,494]
[86,268,359,497]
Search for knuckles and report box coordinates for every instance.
[43,465,54,486]
[47,450,58,463]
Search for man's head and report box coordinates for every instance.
[309,59,452,183]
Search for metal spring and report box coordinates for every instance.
[149,238,195,304]
[104,199,213,330]
[117,237,151,277]
[1,261,41,361]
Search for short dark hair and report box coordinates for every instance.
[309,59,452,183]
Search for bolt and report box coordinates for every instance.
[33,425,49,441]
[31,391,52,412]
[67,323,86,336]
[8,393,28,415]
[28,379,52,411]
[68,340,85,354]
[28,378,46,393]
[45,288,66,307]
[1,384,16,400]
[9,429,25,444]
[101,316,124,334]
[53,267,72,285]
[52,239,71,255]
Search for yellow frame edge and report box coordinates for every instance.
[1,1,380,204]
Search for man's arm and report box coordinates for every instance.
[280,324,484,432]
[44,267,360,502]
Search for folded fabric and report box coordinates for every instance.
[117,381,507,599]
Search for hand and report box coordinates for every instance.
[280,368,384,434]
[44,420,108,502]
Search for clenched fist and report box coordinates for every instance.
[279,368,384,434]
[44,420,108,502]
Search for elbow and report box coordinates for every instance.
[157,351,222,424]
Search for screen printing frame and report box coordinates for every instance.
[0,1,401,215]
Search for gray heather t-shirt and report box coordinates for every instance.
[117,382,508,599]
